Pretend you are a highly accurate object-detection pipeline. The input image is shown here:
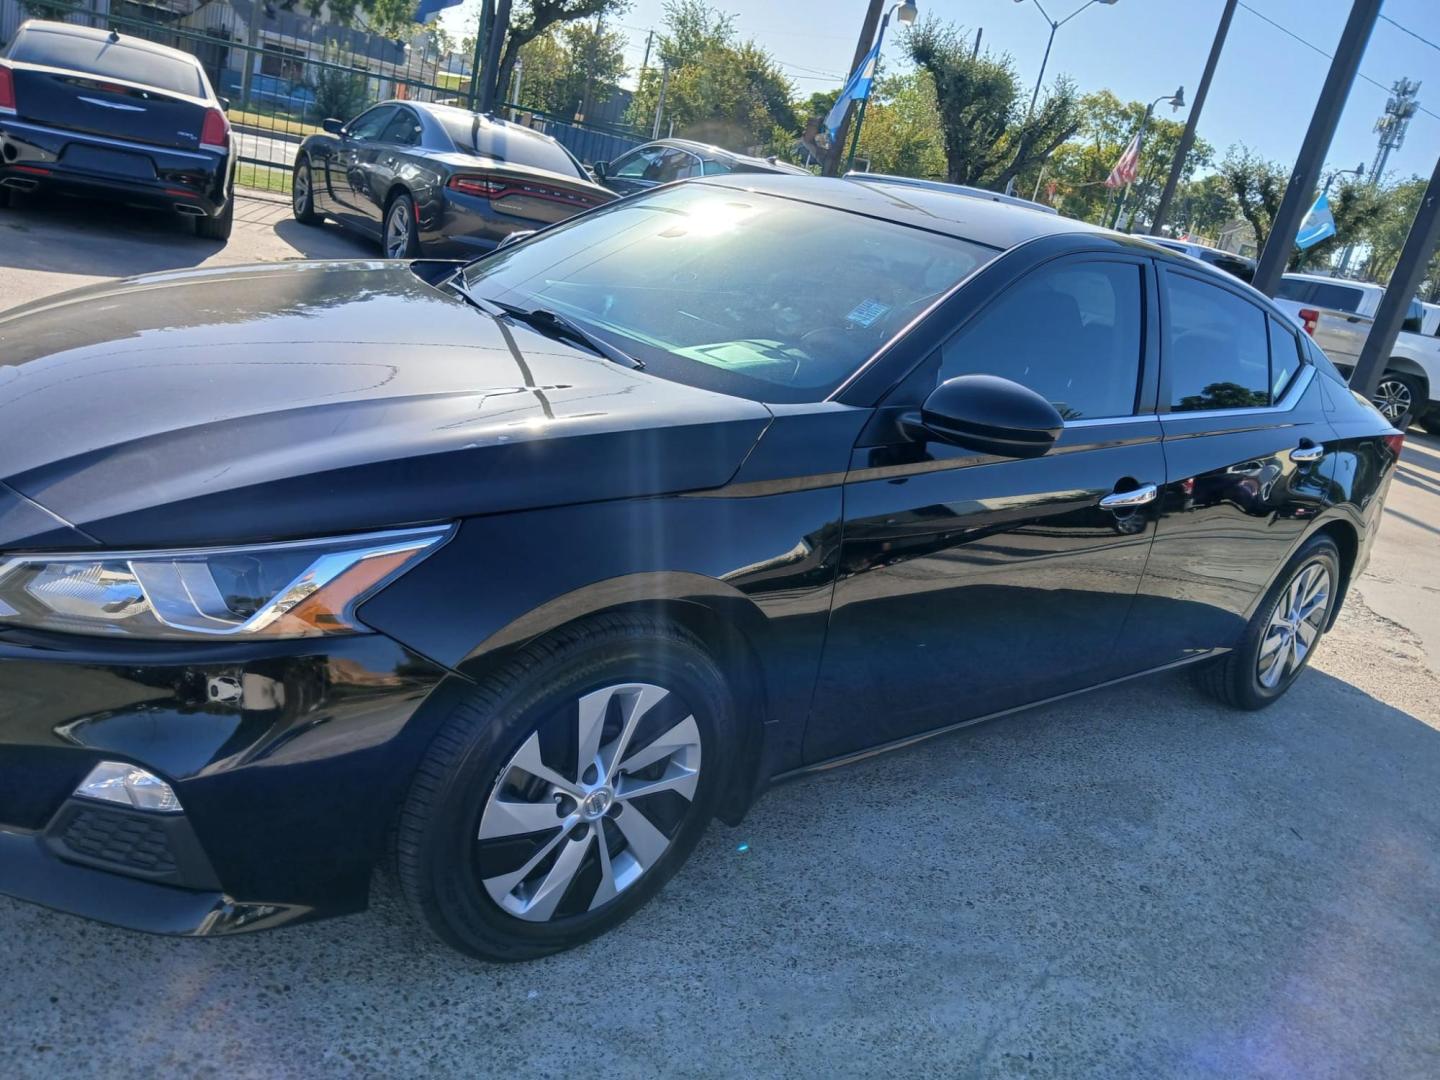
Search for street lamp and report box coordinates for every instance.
[1321,162,1365,199]
[842,1,919,171]
[1112,87,1185,230]
[1014,0,1119,114]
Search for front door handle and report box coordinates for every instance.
[1099,483,1158,510]
[1290,443,1325,463]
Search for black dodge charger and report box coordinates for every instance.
[0,20,236,240]
[291,100,614,258]
[0,175,1400,960]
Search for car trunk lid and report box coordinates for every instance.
[7,63,211,152]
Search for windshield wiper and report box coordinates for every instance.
[478,297,644,370]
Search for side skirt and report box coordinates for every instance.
[769,649,1227,784]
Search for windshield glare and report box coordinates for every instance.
[460,183,997,402]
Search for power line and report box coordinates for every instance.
[1380,13,1440,55]
[1236,2,1440,124]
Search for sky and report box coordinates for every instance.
[446,0,1440,184]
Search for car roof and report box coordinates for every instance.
[696,173,1113,249]
[845,172,1061,215]
[1282,271,1379,289]
[650,138,812,175]
[15,18,203,69]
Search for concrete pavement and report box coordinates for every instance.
[0,196,1437,1078]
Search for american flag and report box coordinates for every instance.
[1105,133,1142,189]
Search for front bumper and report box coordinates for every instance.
[0,117,229,216]
[0,628,461,935]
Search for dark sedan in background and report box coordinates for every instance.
[591,136,812,196]
[292,101,614,257]
[0,19,235,240]
[0,175,1400,961]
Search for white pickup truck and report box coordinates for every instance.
[1272,273,1440,432]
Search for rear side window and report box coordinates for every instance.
[381,109,422,146]
[1277,277,1366,313]
[1165,274,1270,411]
[940,260,1144,420]
[9,27,206,97]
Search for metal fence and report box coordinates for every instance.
[0,0,642,193]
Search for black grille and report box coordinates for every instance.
[58,805,178,876]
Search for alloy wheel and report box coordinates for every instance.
[293,163,310,215]
[385,201,412,258]
[1257,562,1331,689]
[1373,378,1412,424]
[476,682,702,922]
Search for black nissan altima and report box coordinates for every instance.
[0,175,1400,960]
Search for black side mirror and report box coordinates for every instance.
[323,117,345,135]
[905,374,1063,458]
[591,159,609,179]
[219,96,231,112]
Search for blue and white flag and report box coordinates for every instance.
[824,40,881,142]
[1296,192,1337,250]
[414,0,464,23]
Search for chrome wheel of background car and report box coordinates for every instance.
[1257,562,1332,689]
[292,162,310,216]
[476,682,702,922]
[385,201,413,258]
[1373,378,1413,424]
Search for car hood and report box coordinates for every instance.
[0,261,771,549]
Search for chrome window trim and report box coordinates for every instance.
[0,118,213,161]
[1065,414,1162,428]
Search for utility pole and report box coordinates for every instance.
[1338,77,1420,275]
[1253,0,1381,298]
[652,64,670,139]
[578,13,602,123]
[1151,0,1236,236]
[824,0,886,178]
[640,28,655,78]
[478,0,512,113]
[1350,152,1440,401]
[468,0,494,110]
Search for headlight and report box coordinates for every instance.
[0,525,451,640]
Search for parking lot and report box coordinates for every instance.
[2,194,1439,1078]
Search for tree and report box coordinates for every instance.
[1043,90,1211,226]
[514,20,628,119]
[316,0,418,38]
[851,72,946,179]
[1290,176,1384,271]
[904,19,1081,191]
[313,42,370,121]
[1218,146,1287,253]
[1172,173,1237,241]
[1360,175,1440,295]
[625,1,797,151]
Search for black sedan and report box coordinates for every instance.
[292,100,614,257]
[591,136,812,196]
[0,19,236,240]
[0,175,1399,960]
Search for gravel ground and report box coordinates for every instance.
[1,197,1438,1079]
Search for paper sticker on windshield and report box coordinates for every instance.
[846,299,891,328]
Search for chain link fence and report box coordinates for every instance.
[0,0,642,194]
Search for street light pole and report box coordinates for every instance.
[1150,0,1236,236]
[1252,0,1382,298]
[1112,88,1184,231]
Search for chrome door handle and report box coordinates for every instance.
[1099,483,1158,509]
[1290,444,1325,463]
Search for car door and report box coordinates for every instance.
[1117,266,1338,668]
[328,104,396,233]
[604,145,666,195]
[357,106,425,230]
[805,253,1167,763]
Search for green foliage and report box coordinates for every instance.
[515,21,628,119]
[625,1,797,151]
[852,72,946,179]
[20,0,73,19]
[1171,173,1237,241]
[1359,175,1440,296]
[1218,146,1287,253]
[314,0,418,38]
[1290,177,1384,271]
[313,43,371,121]
[1043,90,1211,227]
[904,19,1080,190]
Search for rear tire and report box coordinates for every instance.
[383,192,421,258]
[292,156,320,225]
[0,185,10,209]
[1193,535,1341,710]
[195,195,234,242]
[395,613,734,961]
[1371,371,1421,430]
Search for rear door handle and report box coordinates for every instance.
[1291,443,1325,463]
[1099,483,1158,509]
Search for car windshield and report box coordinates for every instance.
[458,183,997,402]
[9,27,206,97]
[432,108,587,179]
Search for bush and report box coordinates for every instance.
[312,45,370,122]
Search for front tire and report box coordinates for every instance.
[1372,372,1421,430]
[395,614,734,961]
[1193,535,1341,710]
[384,192,421,258]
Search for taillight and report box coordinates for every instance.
[1298,308,1319,336]
[448,175,507,198]
[0,64,16,114]
[1382,432,1405,458]
[199,107,229,152]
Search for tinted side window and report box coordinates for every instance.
[380,109,422,146]
[1166,275,1270,412]
[1308,281,1365,312]
[939,261,1144,420]
[702,158,734,176]
[656,149,702,182]
[613,147,665,179]
[1268,316,1303,399]
[347,106,396,141]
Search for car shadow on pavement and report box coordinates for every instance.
[2,661,1437,1077]
[270,216,375,260]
